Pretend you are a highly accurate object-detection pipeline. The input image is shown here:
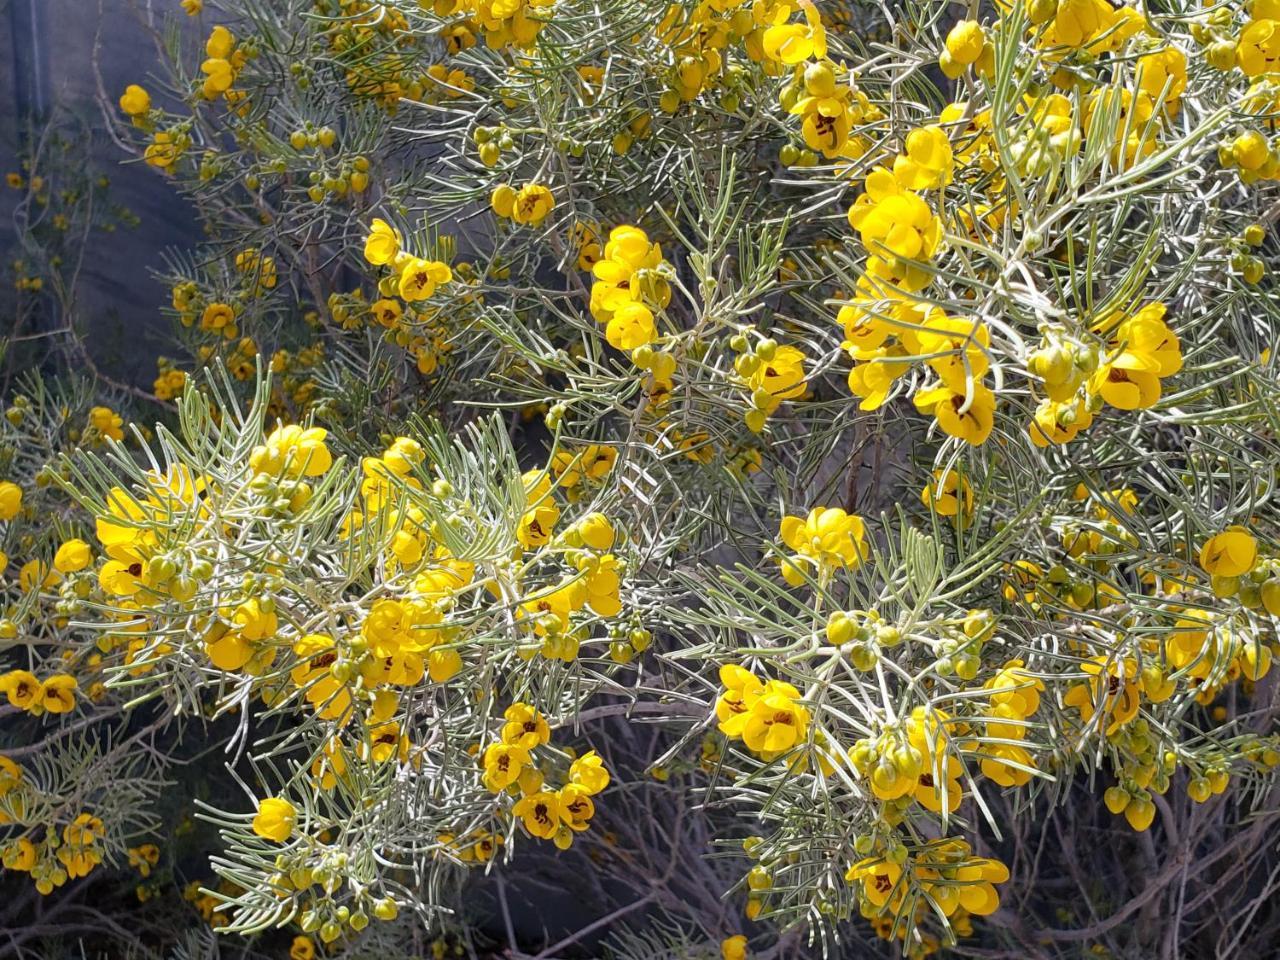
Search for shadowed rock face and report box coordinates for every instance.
[1,0,203,386]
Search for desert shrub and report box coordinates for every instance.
[2,0,1280,957]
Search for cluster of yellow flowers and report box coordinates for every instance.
[1028,302,1183,446]
[484,703,610,848]
[491,182,555,227]
[363,220,453,303]
[153,362,188,402]
[847,839,1007,927]
[199,25,248,100]
[990,511,1280,844]
[776,506,867,585]
[842,147,1000,446]
[126,24,249,171]
[0,669,77,714]
[771,16,882,167]
[729,333,808,432]
[587,224,670,357]
[715,665,810,759]
[1217,0,1280,183]
[358,219,470,374]
[2,804,105,895]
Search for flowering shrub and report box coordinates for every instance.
[2,0,1280,957]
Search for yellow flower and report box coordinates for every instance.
[576,553,623,616]
[980,742,1036,787]
[846,346,910,411]
[53,539,92,574]
[716,664,764,739]
[921,468,972,518]
[3,837,36,871]
[0,755,22,794]
[398,257,452,301]
[364,721,410,764]
[517,470,560,548]
[918,844,1009,916]
[1063,656,1140,735]
[206,25,235,59]
[572,219,602,270]
[99,558,147,597]
[58,813,105,878]
[1239,641,1272,681]
[762,1,826,64]
[1200,528,1258,578]
[1108,304,1181,368]
[201,302,236,332]
[901,309,990,390]
[747,344,807,416]
[364,218,402,265]
[721,935,749,960]
[846,857,903,908]
[945,21,985,65]
[250,425,333,478]
[144,130,186,171]
[589,225,668,320]
[779,507,868,583]
[569,750,610,794]
[0,481,22,520]
[511,183,554,226]
[40,675,77,714]
[251,797,296,842]
[892,125,954,191]
[289,936,316,960]
[19,559,58,593]
[490,184,517,218]
[847,169,942,262]
[605,302,656,351]
[63,813,104,846]
[1028,395,1094,447]
[1231,130,1269,172]
[88,406,125,442]
[200,58,235,98]
[502,702,551,749]
[370,297,403,328]
[0,670,42,710]
[1238,18,1280,78]
[513,790,562,839]
[233,598,278,641]
[1137,47,1187,108]
[127,843,160,877]
[1090,305,1180,411]
[912,381,996,446]
[741,680,810,755]
[205,628,253,672]
[119,84,151,116]
[557,783,595,831]
[553,449,617,490]
[913,754,964,814]
[482,743,531,792]
[573,514,616,552]
[1043,0,1115,49]
[985,659,1043,717]
[471,830,502,863]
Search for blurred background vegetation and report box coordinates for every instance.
[1,0,203,385]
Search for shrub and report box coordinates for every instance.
[2,0,1280,957]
